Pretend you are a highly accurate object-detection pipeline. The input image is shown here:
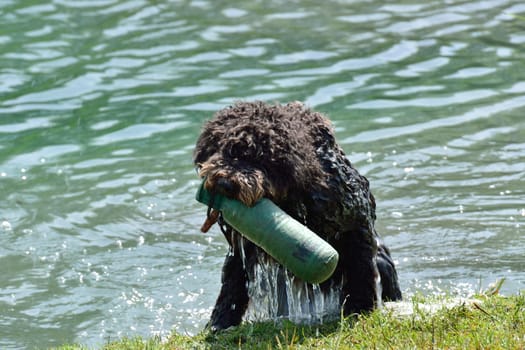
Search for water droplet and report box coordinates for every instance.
[25,247,36,255]
[1,220,12,231]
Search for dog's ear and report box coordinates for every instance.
[194,127,220,164]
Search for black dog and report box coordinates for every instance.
[194,101,401,331]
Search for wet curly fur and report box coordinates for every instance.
[194,101,401,331]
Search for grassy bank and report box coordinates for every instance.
[57,293,524,350]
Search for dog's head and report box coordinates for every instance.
[193,101,330,207]
[196,155,275,207]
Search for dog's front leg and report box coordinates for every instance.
[376,243,402,301]
[340,226,379,315]
[207,241,250,331]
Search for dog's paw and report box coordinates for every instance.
[205,321,237,333]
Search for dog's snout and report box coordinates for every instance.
[215,177,236,196]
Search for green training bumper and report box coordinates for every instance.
[196,182,339,284]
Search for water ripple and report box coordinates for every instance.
[1,1,525,348]
[349,90,497,109]
[345,95,525,143]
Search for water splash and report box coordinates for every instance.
[238,236,343,325]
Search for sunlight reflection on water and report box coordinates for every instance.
[1,0,524,348]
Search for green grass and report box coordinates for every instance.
[55,293,524,350]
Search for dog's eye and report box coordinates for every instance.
[226,144,243,159]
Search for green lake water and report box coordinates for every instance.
[1,0,524,348]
